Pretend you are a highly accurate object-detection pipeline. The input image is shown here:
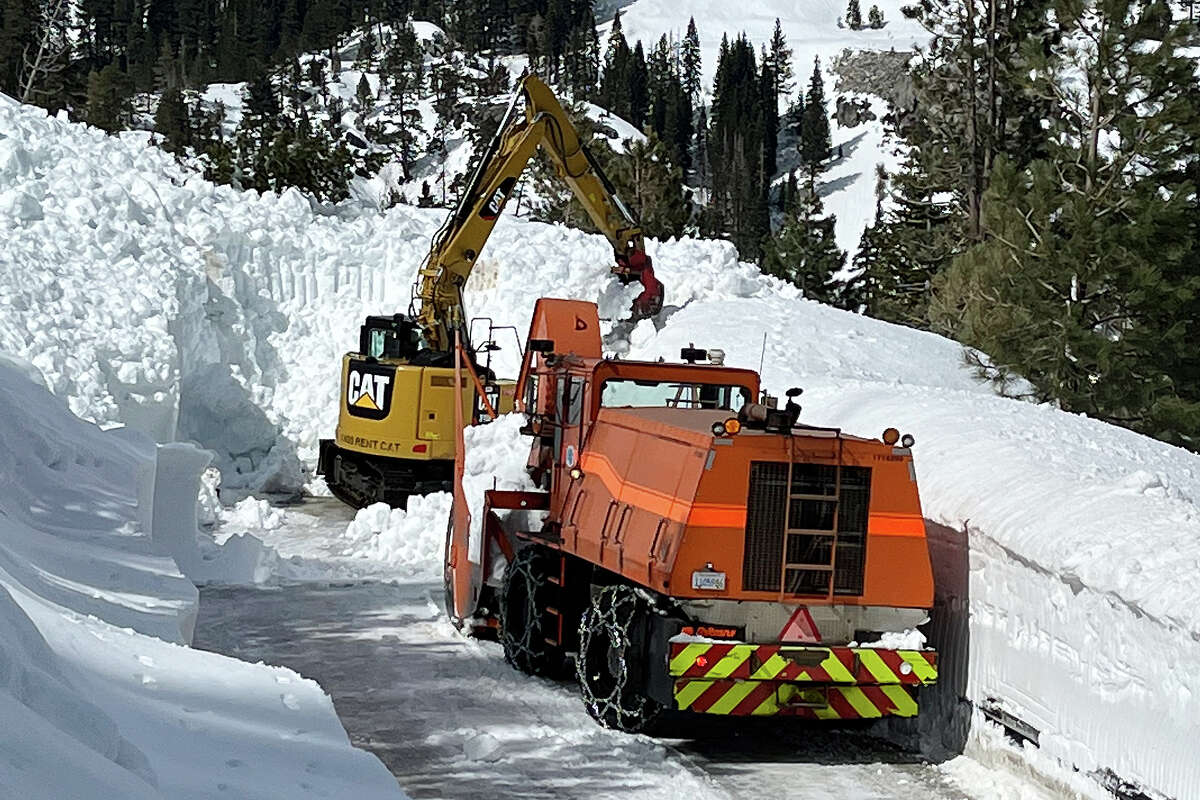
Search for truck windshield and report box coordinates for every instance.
[600,379,751,411]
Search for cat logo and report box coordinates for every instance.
[480,176,517,221]
[346,360,395,420]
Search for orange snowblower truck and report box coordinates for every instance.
[444,299,938,732]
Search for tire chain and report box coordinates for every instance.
[500,548,547,671]
[576,585,662,732]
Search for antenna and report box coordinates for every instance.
[757,332,767,375]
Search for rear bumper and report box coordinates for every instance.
[667,641,937,719]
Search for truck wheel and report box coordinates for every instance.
[576,585,664,733]
[500,546,568,678]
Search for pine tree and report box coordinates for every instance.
[646,35,672,136]
[762,178,845,301]
[681,17,701,103]
[628,40,649,129]
[759,59,778,180]
[867,5,885,28]
[429,53,463,201]
[845,0,863,30]
[788,92,805,154]
[599,11,631,118]
[663,76,693,174]
[525,13,547,75]
[930,0,1200,447]
[154,86,192,153]
[583,21,600,99]
[355,72,374,111]
[381,18,425,177]
[864,0,1060,329]
[708,34,770,260]
[694,104,709,189]
[355,25,378,70]
[243,72,280,134]
[85,63,133,132]
[156,39,179,92]
[605,131,689,239]
[765,18,793,102]
[800,56,830,171]
[868,159,960,327]
[277,0,303,58]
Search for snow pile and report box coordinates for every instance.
[339,495,451,579]
[335,414,539,579]
[0,354,404,799]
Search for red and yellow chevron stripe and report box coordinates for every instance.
[674,679,922,718]
[668,642,938,685]
[667,642,937,719]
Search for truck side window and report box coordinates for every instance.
[563,377,584,425]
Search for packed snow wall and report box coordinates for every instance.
[0,353,404,799]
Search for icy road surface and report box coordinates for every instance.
[195,580,976,800]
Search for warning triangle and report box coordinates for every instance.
[353,391,380,410]
[779,606,820,643]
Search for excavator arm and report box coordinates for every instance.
[416,74,664,353]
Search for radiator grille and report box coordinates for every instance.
[742,462,789,592]
[742,461,872,596]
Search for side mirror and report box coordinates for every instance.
[786,387,803,398]
[528,338,554,354]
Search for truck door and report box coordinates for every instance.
[554,374,586,517]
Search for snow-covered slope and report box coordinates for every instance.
[0,355,404,799]
[615,0,926,254]
[4,92,1200,799]
[616,0,926,92]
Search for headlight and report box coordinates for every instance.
[711,418,742,437]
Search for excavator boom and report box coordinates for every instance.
[416,74,663,352]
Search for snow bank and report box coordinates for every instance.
[0,355,404,799]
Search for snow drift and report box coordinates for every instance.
[0,354,404,799]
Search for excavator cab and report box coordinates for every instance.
[358,315,421,362]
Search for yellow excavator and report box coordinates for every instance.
[318,74,665,509]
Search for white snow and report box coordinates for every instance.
[5,84,1200,799]
[0,354,404,799]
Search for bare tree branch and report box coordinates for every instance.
[19,0,71,104]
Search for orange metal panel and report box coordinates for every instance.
[526,298,601,358]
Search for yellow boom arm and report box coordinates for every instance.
[415,74,663,352]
